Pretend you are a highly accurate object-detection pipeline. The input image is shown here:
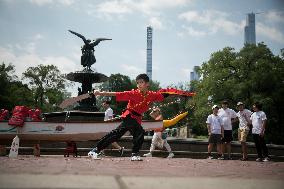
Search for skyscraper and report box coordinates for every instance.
[146,26,153,80]
[244,13,256,44]
[190,66,200,81]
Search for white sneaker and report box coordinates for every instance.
[88,151,94,157]
[217,155,225,160]
[167,152,174,158]
[88,150,101,160]
[143,152,152,157]
[263,157,270,162]
[207,156,213,160]
[131,155,143,161]
[256,158,262,162]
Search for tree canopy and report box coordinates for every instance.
[22,64,67,111]
[0,63,69,112]
[190,43,284,144]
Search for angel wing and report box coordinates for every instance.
[68,30,87,43]
[91,38,112,47]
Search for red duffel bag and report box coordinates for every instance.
[0,109,9,121]
[28,108,42,122]
[8,106,30,127]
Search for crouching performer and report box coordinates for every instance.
[144,108,188,158]
[88,74,167,161]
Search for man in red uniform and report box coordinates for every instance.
[88,74,167,161]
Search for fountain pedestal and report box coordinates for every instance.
[66,69,108,111]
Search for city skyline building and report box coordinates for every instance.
[146,26,153,80]
[244,13,256,44]
[190,66,200,81]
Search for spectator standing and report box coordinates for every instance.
[218,100,237,159]
[206,105,224,159]
[236,102,252,161]
[250,102,270,162]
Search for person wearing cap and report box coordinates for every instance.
[143,108,188,158]
[250,102,270,162]
[236,102,252,161]
[218,100,237,160]
[206,105,224,159]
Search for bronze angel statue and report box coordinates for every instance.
[68,30,111,70]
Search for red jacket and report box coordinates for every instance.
[116,89,164,124]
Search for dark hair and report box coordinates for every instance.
[103,100,111,105]
[253,102,262,110]
[136,74,149,82]
[222,100,228,105]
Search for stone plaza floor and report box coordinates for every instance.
[0,155,283,189]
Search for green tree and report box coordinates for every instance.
[98,73,135,115]
[0,62,34,110]
[22,64,66,111]
[8,81,34,109]
[190,43,284,144]
[0,63,15,109]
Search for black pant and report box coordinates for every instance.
[253,134,269,158]
[96,115,145,154]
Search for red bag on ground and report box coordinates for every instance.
[28,108,42,122]
[8,106,30,127]
[0,109,9,121]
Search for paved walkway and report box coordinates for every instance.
[0,155,283,189]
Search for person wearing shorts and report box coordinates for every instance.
[206,105,224,160]
[236,102,252,161]
[218,100,237,159]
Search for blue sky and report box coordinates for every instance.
[0,0,283,96]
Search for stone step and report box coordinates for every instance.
[1,136,284,160]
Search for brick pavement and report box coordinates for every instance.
[0,155,284,189]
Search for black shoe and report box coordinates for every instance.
[240,157,248,161]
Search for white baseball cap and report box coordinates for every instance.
[237,102,244,106]
[212,105,219,110]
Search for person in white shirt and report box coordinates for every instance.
[250,102,269,162]
[206,105,224,159]
[236,102,252,161]
[102,101,124,157]
[104,101,114,121]
[218,100,237,159]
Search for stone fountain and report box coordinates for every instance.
[66,30,111,111]
[44,30,111,121]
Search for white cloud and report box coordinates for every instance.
[264,10,284,24]
[148,17,164,30]
[94,0,191,23]
[0,46,78,79]
[178,10,243,37]
[180,25,206,37]
[121,64,143,78]
[29,0,52,6]
[96,0,133,15]
[34,34,44,40]
[136,0,189,15]
[29,0,74,6]
[96,0,190,16]
[257,22,284,44]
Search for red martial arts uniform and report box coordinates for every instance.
[95,89,164,154]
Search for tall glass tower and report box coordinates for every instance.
[244,13,256,44]
[190,66,200,81]
[146,26,153,80]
